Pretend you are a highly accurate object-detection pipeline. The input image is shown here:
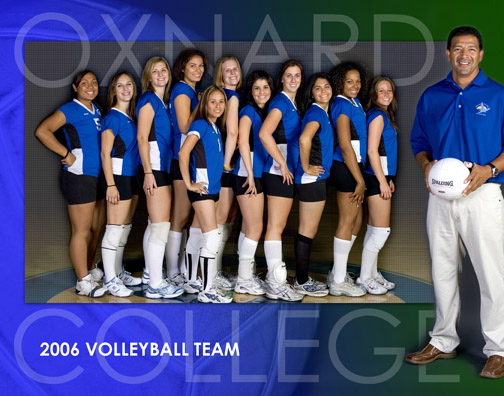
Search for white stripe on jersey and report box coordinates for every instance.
[380,156,389,175]
[149,141,161,171]
[300,173,318,184]
[67,148,83,175]
[350,140,361,163]
[196,168,209,186]
[112,157,124,175]
[267,143,287,175]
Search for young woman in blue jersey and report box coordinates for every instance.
[259,60,305,301]
[357,76,398,294]
[211,56,243,290]
[168,49,207,292]
[100,71,142,297]
[35,70,107,298]
[292,73,334,297]
[232,70,273,295]
[137,57,183,299]
[327,61,369,297]
[179,86,232,303]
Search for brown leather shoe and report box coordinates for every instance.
[480,355,504,379]
[405,344,456,365]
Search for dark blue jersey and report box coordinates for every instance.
[233,104,268,178]
[365,108,397,177]
[187,119,224,195]
[58,99,102,177]
[136,91,172,172]
[263,92,302,175]
[411,70,504,183]
[102,108,140,177]
[170,81,198,160]
[295,103,334,183]
[331,95,367,165]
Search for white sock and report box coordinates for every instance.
[215,222,232,275]
[238,258,254,280]
[115,224,131,275]
[178,228,187,274]
[238,231,245,254]
[101,224,124,282]
[166,230,182,278]
[142,219,152,273]
[185,227,202,281]
[239,237,258,260]
[360,226,375,281]
[332,237,352,283]
[147,222,170,288]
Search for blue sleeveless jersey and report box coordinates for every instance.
[365,108,397,177]
[233,104,268,178]
[136,91,172,172]
[331,95,367,166]
[187,119,224,195]
[295,103,334,183]
[263,92,301,175]
[102,108,140,176]
[170,81,198,160]
[58,99,102,177]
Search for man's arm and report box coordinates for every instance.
[415,151,435,194]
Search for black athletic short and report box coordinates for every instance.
[187,191,219,203]
[111,175,141,200]
[364,173,395,197]
[136,166,171,189]
[60,170,99,205]
[97,172,106,201]
[262,172,295,199]
[295,179,327,202]
[329,160,364,193]
[232,175,264,196]
[221,171,233,188]
[170,158,183,181]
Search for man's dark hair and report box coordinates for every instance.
[447,26,483,50]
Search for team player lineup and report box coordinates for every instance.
[40,33,484,305]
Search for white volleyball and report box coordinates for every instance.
[428,158,470,200]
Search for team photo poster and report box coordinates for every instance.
[3,0,504,394]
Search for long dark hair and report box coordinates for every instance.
[300,72,333,116]
[194,85,227,132]
[328,61,369,104]
[71,70,98,98]
[274,59,304,106]
[244,70,274,120]
[367,76,398,131]
[172,48,207,84]
[106,71,137,121]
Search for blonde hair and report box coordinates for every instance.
[213,56,242,90]
[141,57,171,102]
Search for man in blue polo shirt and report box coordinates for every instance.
[407,26,504,379]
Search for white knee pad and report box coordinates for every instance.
[186,227,203,255]
[268,260,287,284]
[364,227,390,253]
[149,222,170,246]
[120,224,132,246]
[102,225,124,249]
[219,222,232,243]
[201,229,220,258]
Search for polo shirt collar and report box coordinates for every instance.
[446,69,488,88]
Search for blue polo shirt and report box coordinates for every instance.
[187,119,224,195]
[295,103,334,183]
[331,95,367,166]
[411,70,504,183]
[170,81,199,160]
[263,92,302,175]
[365,108,397,177]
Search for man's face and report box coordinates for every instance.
[446,34,484,80]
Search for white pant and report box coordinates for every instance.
[426,183,504,357]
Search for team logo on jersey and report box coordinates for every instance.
[475,102,490,116]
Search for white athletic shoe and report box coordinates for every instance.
[184,277,203,294]
[89,264,104,282]
[142,268,150,285]
[197,286,232,303]
[213,271,234,291]
[374,271,395,290]
[76,274,108,298]
[294,277,329,297]
[356,277,387,295]
[118,269,142,286]
[105,276,133,297]
[266,281,304,301]
[145,280,183,299]
[329,278,366,297]
[234,276,266,295]
[168,272,186,288]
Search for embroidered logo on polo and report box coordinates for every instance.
[475,102,490,116]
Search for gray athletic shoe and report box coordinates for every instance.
[213,271,234,291]
[234,276,266,295]
[266,281,304,301]
[198,286,232,303]
[145,280,183,299]
[118,269,142,286]
[374,271,395,290]
[329,278,366,297]
[294,277,329,297]
[356,277,387,295]
[76,274,108,298]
